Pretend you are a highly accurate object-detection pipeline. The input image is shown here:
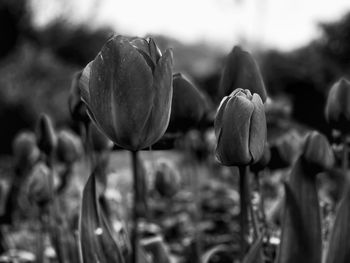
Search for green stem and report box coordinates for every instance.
[238,166,249,260]
[343,135,348,174]
[193,161,202,263]
[131,151,140,263]
[255,171,268,232]
[247,171,259,239]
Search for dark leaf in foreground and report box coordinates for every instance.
[242,234,264,263]
[276,158,322,263]
[325,186,350,263]
[79,171,124,263]
[201,244,231,263]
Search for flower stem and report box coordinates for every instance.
[131,150,140,263]
[343,135,348,174]
[238,166,249,260]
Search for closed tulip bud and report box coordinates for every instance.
[80,35,173,151]
[90,123,114,153]
[215,88,266,166]
[68,71,90,125]
[12,131,40,171]
[56,129,83,164]
[36,114,57,156]
[302,131,335,172]
[167,73,210,133]
[268,130,304,169]
[325,78,350,133]
[219,46,267,103]
[26,163,52,206]
[250,143,271,173]
[154,160,181,198]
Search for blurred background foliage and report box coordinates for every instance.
[0,0,350,153]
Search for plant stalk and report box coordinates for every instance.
[131,151,141,263]
[238,166,249,260]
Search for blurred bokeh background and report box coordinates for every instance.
[1,0,350,154]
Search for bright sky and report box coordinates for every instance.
[31,0,350,52]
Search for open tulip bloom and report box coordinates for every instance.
[80,35,173,151]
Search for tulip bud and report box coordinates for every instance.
[26,163,52,206]
[36,114,57,156]
[215,88,267,166]
[12,131,40,171]
[154,160,181,198]
[219,46,267,103]
[250,143,271,173]
[268,130,304,170]
[90,123,114,153]
[302,131,335,172]
[325,78,350,133]
[80,35,173,151]
[56,129,83,164]
[167,73,210,133]
[68,71,90,125]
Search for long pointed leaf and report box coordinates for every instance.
[325,186,350,263]
[276,158,322,263]
[79,172,124,263]
[242,234,264,263]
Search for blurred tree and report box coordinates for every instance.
[0,0,31,58]
[261,11,350,135]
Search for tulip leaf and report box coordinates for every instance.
[324,186,350,263]
[276,157,322,263]
[201,244,231,263]
[79,171,124,263]
[242,234,264,263]
[141,236,171,263]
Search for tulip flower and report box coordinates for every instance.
[56,129,83,164]
[36,114,57,157]
[219,46,267,103]
[167,73,210,133]
[215,88,266,166]
[12,131,40,172]
[302,131,335,173]
[80,35,173,151]
[268,130,304,170]
[325,78,350,133]
[68,71,90,125]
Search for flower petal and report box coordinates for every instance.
[88,35,154,150]
[139,49,173,148]
[249,94,266,163]
[216,95,254,166]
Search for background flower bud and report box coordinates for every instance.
[36,114,57,156]
[80,35,173,151]
[56,129,83,164]
[154,160,181,198]
[219,46,267,103]
[302,131,335,172]
[68,71,90,125]
[268,130,304,169]
[26,163,52,206]
[215,88,267,166]
[325,78,350,133]
[167,73,210,133]
[12,131,40,171]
